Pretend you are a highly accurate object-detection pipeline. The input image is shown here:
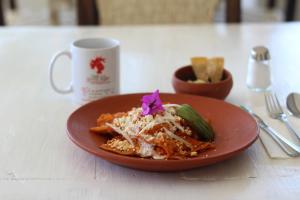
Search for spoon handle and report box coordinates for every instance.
[261,125,299,156]
[263,125,300,154]
[281,116,300,140]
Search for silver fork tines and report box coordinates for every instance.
[264,92,300,140]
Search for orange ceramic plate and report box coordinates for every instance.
[67,93,258,171]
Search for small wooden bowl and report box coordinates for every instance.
[172,65,233,100]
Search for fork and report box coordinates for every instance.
[241,106,300,157]
[264,92,300,140]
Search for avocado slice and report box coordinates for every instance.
[176,104,214,141]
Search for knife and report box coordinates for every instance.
[240,106,300,157]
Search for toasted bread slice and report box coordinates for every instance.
[207,57,224,83]
[191,57,209,82]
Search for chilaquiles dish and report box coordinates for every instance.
[90,90,215,160]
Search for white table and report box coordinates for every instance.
[0,23,300,199]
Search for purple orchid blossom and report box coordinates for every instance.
[141,90,165,116]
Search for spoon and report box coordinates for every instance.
[287,92,300,118]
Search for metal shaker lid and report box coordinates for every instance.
[251,46,271,61]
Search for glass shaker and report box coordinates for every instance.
[246,46,271,92]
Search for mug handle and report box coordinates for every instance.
[49,50,73,94]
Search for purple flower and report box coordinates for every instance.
[141,90,165,116]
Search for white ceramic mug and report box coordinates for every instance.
[49,38,120,104]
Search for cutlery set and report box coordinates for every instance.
[242,92,300,157]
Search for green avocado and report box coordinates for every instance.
[176,104,214,141]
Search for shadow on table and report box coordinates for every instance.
[96,149,258,182]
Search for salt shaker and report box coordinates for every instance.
[246,46,271,92]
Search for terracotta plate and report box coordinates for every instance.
[67,93,259,172]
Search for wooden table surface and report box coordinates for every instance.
[0,23,300,199]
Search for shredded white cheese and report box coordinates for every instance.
[138,139,154,157]
[106,104,195,158]
[106,123,134,146]
[163,127,193,149]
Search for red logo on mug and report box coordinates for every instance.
[90,56,105,74]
